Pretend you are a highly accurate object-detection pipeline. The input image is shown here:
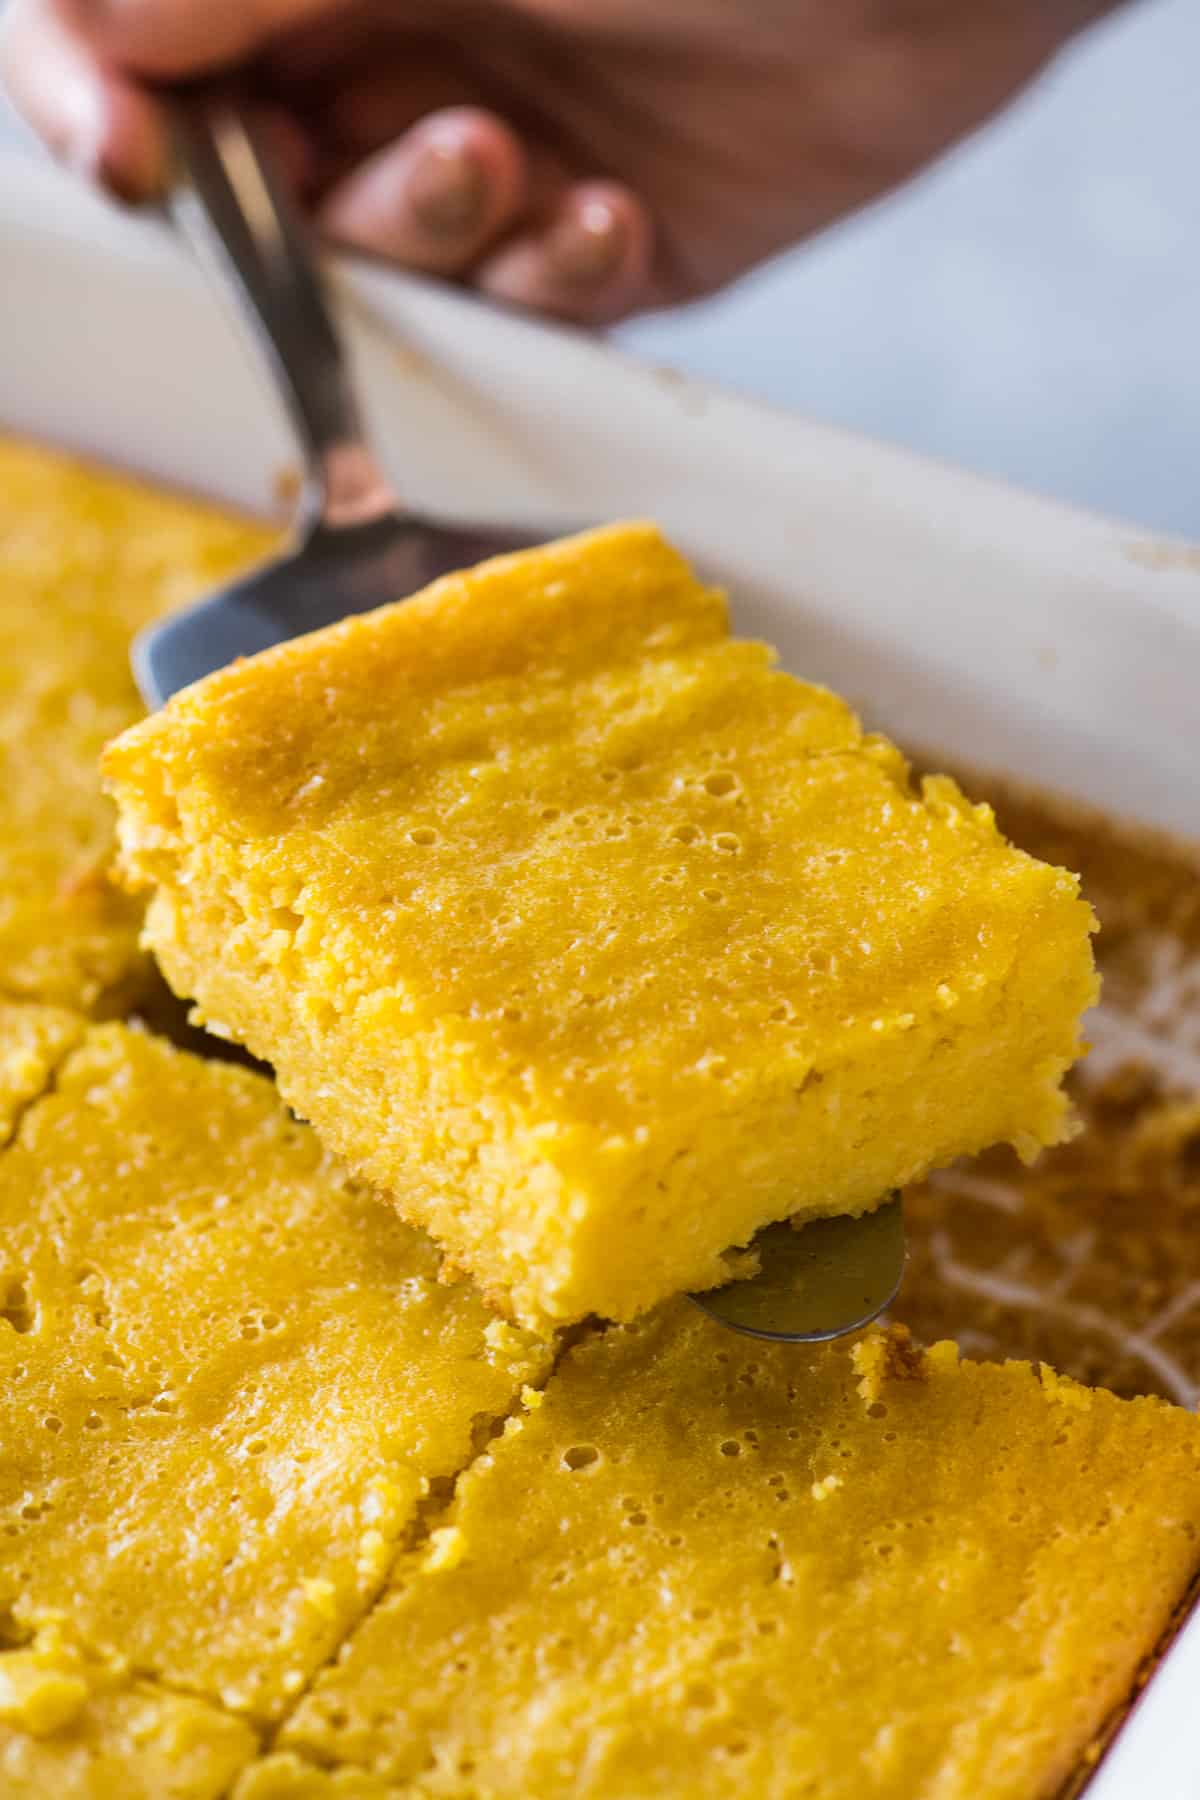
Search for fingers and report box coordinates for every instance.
[322,110,655,324]
[476,181,654,325]
[2,1,658,322]
[319,106,528,278]
[1,0,166,197]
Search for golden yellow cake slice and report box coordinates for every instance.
[0,1633,258,1800]
[277,1307,1200,1800]
[105,524,1097,1329]
[0,436,275,1010]
[0,1021,549,1723]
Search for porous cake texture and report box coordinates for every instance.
[0,437,275,1010]
[0,1022,549,1725]
[107,524,1098,1329]
[270,1308,1200,1800]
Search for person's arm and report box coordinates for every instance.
[0,0,1125,323]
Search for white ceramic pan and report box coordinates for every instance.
[2,149,1198,1800]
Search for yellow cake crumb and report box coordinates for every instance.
[106,523,1097,1330]
[0,1652,89,1737]
[279,1305,1200,1800]
[0,437,276,1011]
[0,1020,551,1723]
[423,1527,466,1573]
[0,1637,258,1799]
[809,1473,842,1501]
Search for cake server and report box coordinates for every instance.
[133,83,906,1343]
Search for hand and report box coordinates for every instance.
[1,0,1120,324]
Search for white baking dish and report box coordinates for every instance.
[2,147,1198,1799]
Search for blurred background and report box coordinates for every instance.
[622,0,1198,539]
[3,0,1197,537]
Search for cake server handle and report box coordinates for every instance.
[165,83,396,532]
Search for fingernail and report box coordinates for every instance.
[408,138,487,236]
[544,198,625,287]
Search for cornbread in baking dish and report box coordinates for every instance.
[0,437,275,1011]
[106,523,1098,1330]
[268,1307,1200,1800]
[0,1021,549,1725]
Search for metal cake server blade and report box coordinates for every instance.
[689,1197,906,1342]
[135,82,908,1342]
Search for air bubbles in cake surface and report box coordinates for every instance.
[667,1534,684,1548]
[671,824,700,846]
[866,1402,888,1420]
[768,1003,794,1024]
[719,1439,741,1458]
[408,827,439,846]
[562,1444,600,1471]
[703,772,739,798]
[685,1682,716,1709]
[700,889,723,904]
[540,806,562,822]
[625,1511,648,1527]
[1,1281,35,1335]
[42,1416,63,1434]
[713,833,741,854]
[84,1413,103,1431]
